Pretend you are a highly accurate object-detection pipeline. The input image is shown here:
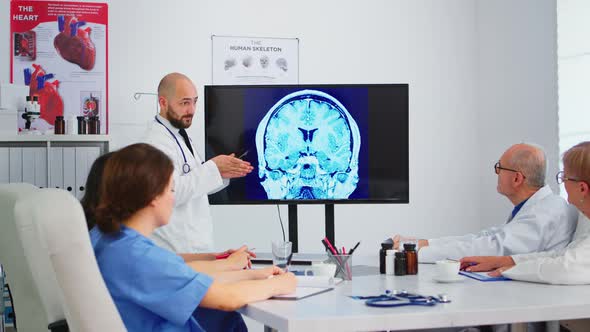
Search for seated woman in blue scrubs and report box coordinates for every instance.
[81,152,254,273]
[90,143,296,332]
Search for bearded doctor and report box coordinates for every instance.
[143,72,254,258]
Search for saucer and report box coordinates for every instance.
[432,274,464,283]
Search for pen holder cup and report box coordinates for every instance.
[326,254,352,281]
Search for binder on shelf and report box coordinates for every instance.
[0,148,9,183]
[9,148,22,183]
[63,147,76,195]
[75,147,100,200]
[50,147,64,189]
[33,147,47,188]
[22,148,35,185]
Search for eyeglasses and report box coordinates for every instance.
[556,171,583,184]
[494,162,526,178]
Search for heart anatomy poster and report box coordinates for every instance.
[10,1,108,133]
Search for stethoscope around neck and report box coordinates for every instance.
[155,116,191,174]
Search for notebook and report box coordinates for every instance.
[271,286,333,300]
[294,275,343,287]
[459,270,511,281]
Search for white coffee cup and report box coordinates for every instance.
[435,260,460,279]
[305,262,337,277]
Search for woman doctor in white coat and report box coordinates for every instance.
[461,141,590,285]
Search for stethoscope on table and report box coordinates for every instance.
[351,290,451,308]
[155,116,191,174]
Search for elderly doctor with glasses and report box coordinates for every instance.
[393,143,577,263]
[463,141,590,285]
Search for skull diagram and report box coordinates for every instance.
[255,90,361,199]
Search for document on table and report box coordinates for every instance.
[271,286,333,300]
[459,270,511,281]
[294,276,343,287]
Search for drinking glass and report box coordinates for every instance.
[271,241,292,270]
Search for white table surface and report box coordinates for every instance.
[240,264,590,331]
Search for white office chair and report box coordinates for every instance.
[0,183,57,332]
[14,188,126,332]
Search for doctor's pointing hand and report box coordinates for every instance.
[211,153,254,179]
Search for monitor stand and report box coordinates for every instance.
[288,204,335,253]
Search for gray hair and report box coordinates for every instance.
[509,143,546,188]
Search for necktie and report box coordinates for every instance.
[178,128,194,157]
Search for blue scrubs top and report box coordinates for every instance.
[90,226,213,332]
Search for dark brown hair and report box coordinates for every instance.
[81,152,113,230]
[94,143,174,234]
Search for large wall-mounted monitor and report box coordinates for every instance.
[205,84,409,204]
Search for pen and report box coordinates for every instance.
[342,247,352,279]
[348,241,361,255]
[321,239,330,253]
[445,258,477,271]
[323,237,339,256]
[215,247,256,260]
[215,253,230,259]
[322,238,339,257]
[323,238,344,269]
[237,150,249,159]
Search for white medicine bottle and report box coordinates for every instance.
[66,115,77,135]
[385,249,395,275]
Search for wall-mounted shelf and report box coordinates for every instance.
[0,135,110,198]
[0,134,110,142]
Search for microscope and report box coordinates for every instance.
[22,95,40,131]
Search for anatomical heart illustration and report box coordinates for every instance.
[11,1,108,133]
[54,15,96,70]
[24,63,65,126]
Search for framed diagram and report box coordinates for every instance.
[211,35,299,85]
[10,1,108,133]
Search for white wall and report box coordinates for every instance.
[476,0,560,226]
[557,0,590,166]
[0,0,559,263]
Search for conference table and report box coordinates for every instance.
[240,264,590,331]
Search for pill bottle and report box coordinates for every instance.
[404,243,418,275]
[394,251,407,276]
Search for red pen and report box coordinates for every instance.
[342,247,352,279]
[215,247,256,260]
[215,252,231,260]
[323,237,339,256]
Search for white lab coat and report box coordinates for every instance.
[143,115,228,253]
[503,211,590,284]
[419,185,577,263]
